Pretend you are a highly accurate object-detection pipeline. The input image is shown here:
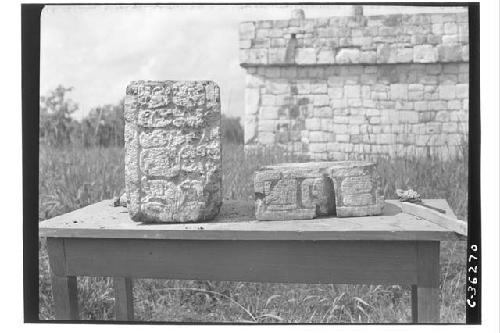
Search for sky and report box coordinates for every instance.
[40,4,467,120]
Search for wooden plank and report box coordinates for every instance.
[62,238,418,285]
[412,241,440,323]
[47,237,79,320]
[39,200,461,241]
[50,274,79,320]
[113,277,134,321]
[400,202,467,236]
[46,238,67,276]
[411,285,418,323]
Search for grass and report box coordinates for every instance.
[38,143,467,323]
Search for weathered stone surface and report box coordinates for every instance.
[240,10,469,160]
[254,161,384,220]
[125,80,222,223]
[240,11,468,66]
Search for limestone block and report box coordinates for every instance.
[456,84,468,98]
[125,80,222,223]
[336,134,350,142]
[396,48,414,63]
[245,88,260,115]
[444,22,458,34]
[427,34,442,45]
[295,48,317,64]
[360,51,377,64]
[254,161,384,220]
[297,81,311,94]
[377,44,398,63]
[442,122,458,133]
[335,48,361,64]
[313,95,330,106]
[254,164,333,220]
[265,80,290,94]
[413,45,438,63]
[259,131,276,145]
[448,100,462,110]
[309,131,329,142]
[310,82,328,94]
[305,118,321,130]
[240,22,256,40]
[462,45,469,61]
[431,13,456,24]
[442,35,459,45]
[437,44,462,62]
[309,143,327,153]
[390,84,408,100]
[239,40,252,49]
[317,49,335,63]
[439,85,456,100]
[244,117,257,144]
[269,48,288,64]
[258,120,276,132]
[256,29,270,39]
[344,85,361,98]
[328,87,343,99]
[432,23,444,34]
[270,38,286,47]
[281,67,298,79]
[259,106,280,120]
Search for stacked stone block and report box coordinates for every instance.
[254,161,384,220]
[244,63,468,160]
[125,80,222,223]
[240,12,469,65]
[241,11,469,160]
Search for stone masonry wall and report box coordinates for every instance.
[240,11,469,160]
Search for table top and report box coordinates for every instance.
[39,199,464,241]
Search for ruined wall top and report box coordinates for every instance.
[239,10,469,66]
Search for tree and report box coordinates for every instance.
[39,85,79,147]
[82,100,125,147]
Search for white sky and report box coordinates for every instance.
[40,4,467,120]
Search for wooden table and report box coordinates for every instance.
[39,199,465,323]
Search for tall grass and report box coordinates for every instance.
[39,143,467,322]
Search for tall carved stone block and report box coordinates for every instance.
[125,80,222,223]
[254,161,383,220]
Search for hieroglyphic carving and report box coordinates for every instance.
[254,162,336,220]
[125,80,222,222]
[254,161,384,220]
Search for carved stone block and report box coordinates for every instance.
[254,161,384,220]
[125,80,222,223]
[327,161,385,217]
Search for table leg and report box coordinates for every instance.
[47,238,79,320]
[114,277,134,321]
[50,274,79,320]
[411,241,440,323]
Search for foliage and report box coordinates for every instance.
[39,85,79,147]
[78,101,125,147]
[40,86,244,147]
[221,115,244,144]
[39,143,468,323]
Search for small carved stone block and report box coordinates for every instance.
[125,80,222,223]
[254,161,384,220]
[327,161,384,217]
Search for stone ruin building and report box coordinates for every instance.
[240,7,469,160]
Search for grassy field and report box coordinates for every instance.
[39,143,467,323]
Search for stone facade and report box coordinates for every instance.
[255,161,383,220]
[124,80,222,223]
[240,10,469,160]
